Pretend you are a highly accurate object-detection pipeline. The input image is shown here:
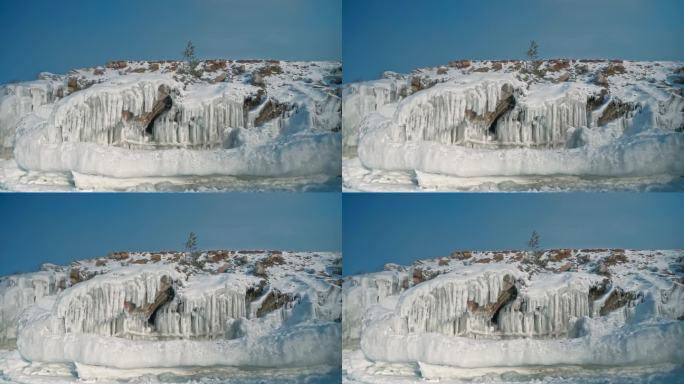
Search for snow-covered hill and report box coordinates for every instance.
[343,60,684,191]
[0,250,342,382]
[0,59,342,191]
[343,249,684,382]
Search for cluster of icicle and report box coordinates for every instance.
[50,80,170,145]
[392,80,514,146]
[47,80,251,149]
[498,286,591,338]
[494,96,588,148]
[154,288,246,339]
[151,97,245,149]
[0,271,66,342]
[54,270,249,340]
[54,270,174,337]
[397,270,515,337]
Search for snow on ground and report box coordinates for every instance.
[342,348,683,384]
[343,60,684,192]
[0,250,342,382]
[342,249,684,382]
[0,60,342,191]
[0,348,342,384]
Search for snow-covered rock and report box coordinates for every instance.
[0,60,342,191]
[344,249,684,370]
[0,249,342,375]
[345,60,684,191]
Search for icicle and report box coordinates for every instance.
[397,270,514,337]
[498,286,590,338]
[154,287,246,338]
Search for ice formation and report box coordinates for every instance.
[342,270,409,343]
[344,60,684,191]
[342,79,409,151]
[0,268,67,343]
[0,60,342,191]
[0,250,341,377]
[343,249,684,373]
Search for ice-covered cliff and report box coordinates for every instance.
[343,248,684,380]
[343,60,684,191]
[0,59,342,191]
[0,249,342,380]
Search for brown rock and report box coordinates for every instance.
[106,60,128,70]
[600,287,637,316]
[109,251,130,260]
[597,100,635,126]
[211,73,227,83]
[548,249,573,262]
[556,262,573,273]
[254,99,287,126]
[256,289,292,317]
[448,60,471,69]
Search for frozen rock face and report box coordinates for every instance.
[1,60,341,183]
[2,250,341,371]
[345,249,684,367]
[346,60,684,180]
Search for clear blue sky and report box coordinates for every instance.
[343,0,684,82]
[0,0,341,84]
[343,193,684,275]
[0,193,340,276]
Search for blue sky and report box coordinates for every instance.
[343,0,684,82]
[343,193,684,275]
[0,0,341,84]
[0,193,341,276]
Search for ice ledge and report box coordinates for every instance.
[14,128,341,178]
[358,125,684,177]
